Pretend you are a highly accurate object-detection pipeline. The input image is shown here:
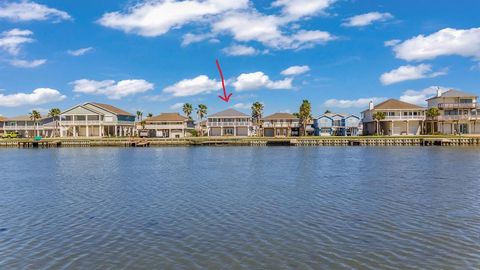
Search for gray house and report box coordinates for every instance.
[207,109,253,136]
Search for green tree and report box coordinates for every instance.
[425,107,440,134]
[183,103,193,119]
[372,111,386,135]
[251,102,264,136]
[29,110,42,137]
[48,108,61,137]
[196,104,208,136]
[136,110,143,121]
[147,113,153,118]
[324,109,332,114]
[298,100,312,136]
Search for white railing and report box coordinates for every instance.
[143,124,186,130]
[436,115,480,121]
[60,120,135,126]
[208,122,252,127]
[438,103,476,109]
[263,122,300,128]
[3,126,41,130]
[384,116,426,120]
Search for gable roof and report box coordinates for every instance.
[146,113,188,122]
[427,89,478,100]
[90,103,134,116]
[262,113,298,120]
[365,99,424,112]
[0,116,6,121]
[208,108,249,118]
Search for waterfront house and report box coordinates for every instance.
[427,89,480,134]
[261,113,300,137]
[139,113,194,138]
[314,113,361,136]
[207,109,253,136]
[362,99,426,136]
[2,116,57,138]
[59,102,135,137]
[0,116,5,135]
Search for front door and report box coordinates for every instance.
[458,123,469,134]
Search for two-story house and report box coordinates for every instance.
[139,113,194,138]
[261,113,300,137]
[207,109,253,136]
[59,102,136,137]
[314,113,361,136]
[427,89,480,134]
[1,116,57,138]
[362,99,426,136]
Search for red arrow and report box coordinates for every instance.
[216,59,232,102]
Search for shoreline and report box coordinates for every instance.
[1,136,480,148]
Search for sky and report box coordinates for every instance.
[0,0,479,117]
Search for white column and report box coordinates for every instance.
[114,125,117,137]
[86,115,89,137]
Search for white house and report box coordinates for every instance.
[207,109,253,136]
[140,113,194,138]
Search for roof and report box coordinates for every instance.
[427,89,478,100]
[262,113,298,120]
[364,99,424,112]
[4,115,35,121]
[0,116,6,121]
[208,108,249,118]
[90,103,134,116]
[317,112,350,119]
[146,113,188,122]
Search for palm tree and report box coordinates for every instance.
[183,103,193,119]
[425,107,440,134]
[298,100,312,136]
[324,109,332,114]
[251,102,264,136]
[372,111,386,135]
[29,110,42,137]
[140,120,146,129]
[196,104,208,136]
[136,110,143,121]
[147,113,153,118]
[48,108,61,137]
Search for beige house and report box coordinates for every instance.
[59,102,135,137]
[427,89,480,134]
[207,109,253,136]
[1,116,57,138]
[362,99,426,135]
[261,113,300,137]
[139,113,194,138]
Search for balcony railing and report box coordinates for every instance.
[207,122,252,127]
[436,115,480,121]
[142,124,186,130]
[60,120,134,126]
[263,122,300,128]
[438,103,476,109]
[384,116,426,120]
[4,126,41,130]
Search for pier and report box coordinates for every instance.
[1,136,480,148]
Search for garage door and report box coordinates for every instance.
[264,128,274,137]
[237,127,248,136]
[210,127,221,136]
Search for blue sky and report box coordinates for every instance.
[0,0,479,117]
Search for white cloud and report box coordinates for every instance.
[324,97,386,109]
[233,71,293,91]
[0,88,66,107]
[222,44,260,56]
[399,86,449,106]
[10,59,46,68]
[393,27,480,61]
[163,75,221,97]
[72,79,154,99]
[272,0,335,19]
[380,64,447,85]
[281,65,310,76]
[342,12,393,27]
[99,0,336,51]
[232,102,252,110]
[170,102,185,110]
[384,39,400,47]
[0,28,34,55]
[68,47,93,56]
[0,1,71,22]
[98,0,249,37]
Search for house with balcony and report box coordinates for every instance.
[427,89,480,134]
[59,102,135,137]
[362,99,426,136]
[139,113,194,138]
[1,116,57,138]
[261,113,300,137]
[314,113,361,136]
[207,109,253,136]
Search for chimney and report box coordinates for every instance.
[369,101,374,110]
[437,88,442,97]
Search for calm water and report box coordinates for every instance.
[0,147,479,269]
